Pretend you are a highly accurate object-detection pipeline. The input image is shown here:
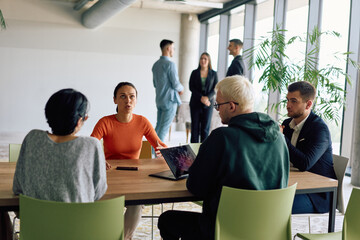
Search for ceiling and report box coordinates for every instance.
[130,0,231,14]
[70,0,234,15]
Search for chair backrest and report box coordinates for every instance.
[332,154,349,214]
[188,143,201,155]
[215,184,297,240]
[139,140,152,159]
[20,195,125,240]
[9,143,21,162]
[342,187,360,240]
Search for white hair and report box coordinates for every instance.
[215,75,254,112]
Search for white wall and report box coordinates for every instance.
[0,0,181,137]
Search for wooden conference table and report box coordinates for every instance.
[0,158,338,234]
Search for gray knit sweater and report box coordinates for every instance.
[13,130,107,202]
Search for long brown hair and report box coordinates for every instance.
[197,52,212,70]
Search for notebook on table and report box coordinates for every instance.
[149,145,197,181]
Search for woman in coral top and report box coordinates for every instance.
[91,81,166,240]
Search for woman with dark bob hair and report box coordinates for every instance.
[13,88,107,203]
[91,82,167,240]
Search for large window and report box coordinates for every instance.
[278,0,309,121]
[207,16,220,71]
[200,0,356,161]
[318,0,350,154]
[252,0,274,113]
[228,5,245,68]
[285,0,308,64]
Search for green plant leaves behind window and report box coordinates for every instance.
[0,9,6,30]
[244,25,360,125]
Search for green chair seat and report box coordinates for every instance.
[296,231,341,240]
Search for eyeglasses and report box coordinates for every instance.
[213,101,239,110]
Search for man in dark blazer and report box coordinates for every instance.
[226,38,246,76]
[281,81,336,213]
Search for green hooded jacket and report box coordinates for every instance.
[187,112,289,239]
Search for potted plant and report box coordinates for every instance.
[244,26,359,125]
[0,9,6,30]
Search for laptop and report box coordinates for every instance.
[149,145,197,181]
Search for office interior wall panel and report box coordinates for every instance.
[0,0,181,135]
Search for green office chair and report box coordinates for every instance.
[188,143,201,155]
[19,195,125,240]
[8,144,22,239]
[215,184,297,240]
[9,144,21,162]
[295,187,360,240]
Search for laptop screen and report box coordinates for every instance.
[160,145,197,177]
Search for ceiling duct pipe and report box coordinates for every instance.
[81,0,137,29]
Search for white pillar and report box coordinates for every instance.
[178,13,201,102]
[177,13,200,131]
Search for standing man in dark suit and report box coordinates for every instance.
[281,81,336,214]
[226,39,246,76]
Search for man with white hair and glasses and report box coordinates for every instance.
[158,75,289,240]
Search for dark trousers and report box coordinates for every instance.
[158,210,204,240]
[190,105,213,143]
[292,194,316,214]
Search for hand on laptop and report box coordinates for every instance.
[155,140,165,158]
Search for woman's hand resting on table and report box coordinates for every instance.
[106,161,112,170]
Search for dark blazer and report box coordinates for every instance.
[282,111,336,213]
[226,55,245,77]
[189,68,218,108]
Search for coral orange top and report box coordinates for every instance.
[91,114,166,160]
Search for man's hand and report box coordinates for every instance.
[178,91,184,95]
[279,125,285,134]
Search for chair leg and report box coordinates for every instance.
[168,125,171,141]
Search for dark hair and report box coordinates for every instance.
[288,81,316,101]
[113,82,138,112]
[160,39,174,51]
[45,88,88,136]
[197,52,212,70]
[229,38,243,47]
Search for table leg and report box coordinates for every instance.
[328,188,337,232]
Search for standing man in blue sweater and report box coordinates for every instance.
[152,39,184,141]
